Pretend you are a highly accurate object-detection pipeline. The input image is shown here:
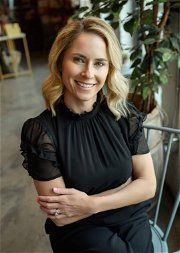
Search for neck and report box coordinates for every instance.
[63,95,97,114]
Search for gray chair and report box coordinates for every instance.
[144,125,180,253]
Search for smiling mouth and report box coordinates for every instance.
[75,81,95,88]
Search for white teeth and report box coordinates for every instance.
[76,81,95,88]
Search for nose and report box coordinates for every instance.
[81,65,94,79]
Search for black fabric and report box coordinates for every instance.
[50,218,154,253]
[20,100,149,190]
[20,99,152,252]
[20,117,61,181]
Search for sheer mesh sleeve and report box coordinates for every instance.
[128,104,149,155]
[20,118,61,181]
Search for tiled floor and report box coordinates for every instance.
[1,52,179,253]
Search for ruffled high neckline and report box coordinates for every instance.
[57,99,101,120]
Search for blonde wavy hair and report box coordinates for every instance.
[42,16,129,120]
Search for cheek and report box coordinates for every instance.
[99,68,109,82]
[62,61,79,78]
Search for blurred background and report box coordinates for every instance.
[0,0,179,252]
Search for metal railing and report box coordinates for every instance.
[144,125,180,241]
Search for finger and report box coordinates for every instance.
[38,200,63,209]
[37,195,64,203]
[40,206,58,215]
[48,213,67,219]
[53,187,75,195]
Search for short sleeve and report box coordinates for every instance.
[20,118,61,181]
[127,104,149,155]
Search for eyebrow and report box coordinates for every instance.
[72,53,108,61]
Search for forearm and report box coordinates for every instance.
[91,178,156,213]
[50,180,132,226]
[92,177,132,197]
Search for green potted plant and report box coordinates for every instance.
[73,0,180,200]
[74,0,180,114]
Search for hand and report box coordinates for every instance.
[37,188,96,219]
[46,213,92,227]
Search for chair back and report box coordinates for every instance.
[144,125,180,249]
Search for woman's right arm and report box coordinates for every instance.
[35,176,132,226]
[33,177,66,196]
[34,177,93,226]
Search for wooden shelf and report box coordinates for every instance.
[0,33,32,79]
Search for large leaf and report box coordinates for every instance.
[130,48,142,61]
[99,7,110,13]
[111,21,120,29]
[131,67,142,79]
[159,72,168,84]
[111,1,126,12]
[130,58,141,68]
[155,48,174,62]
[143,35,159,44]
[124,17,139,36]
[152,56,160,71]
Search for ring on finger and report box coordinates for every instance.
[54,208,61,216]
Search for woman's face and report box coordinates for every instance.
[61,32,109,110]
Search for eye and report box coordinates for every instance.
[94,61,105,67]
[73,56,85,64]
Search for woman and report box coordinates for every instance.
[20,17,156,253]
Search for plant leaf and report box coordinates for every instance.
[169,36,180,51]
[111,1,126,12]
[155,48,174,61]
[130,58,141,68]
[142,87,151,100]
[130,48,142,61]
[78,6,89,12]
[144,37,158,45]
[105,13,114,21]
[111,21,120,29]
[99,7,110,13]
[159,73,168,84]
[124,17,139,36]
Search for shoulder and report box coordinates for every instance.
[24,108,53,125]
[127,102,147,120]
[126,102,147,137]
[21,109,54,142]
[118,102,148,145]
[120,102,149,155]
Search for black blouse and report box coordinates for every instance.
[20,100,149,195]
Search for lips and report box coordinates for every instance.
[75,81,95,88]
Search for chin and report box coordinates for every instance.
[77,94,97,102]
